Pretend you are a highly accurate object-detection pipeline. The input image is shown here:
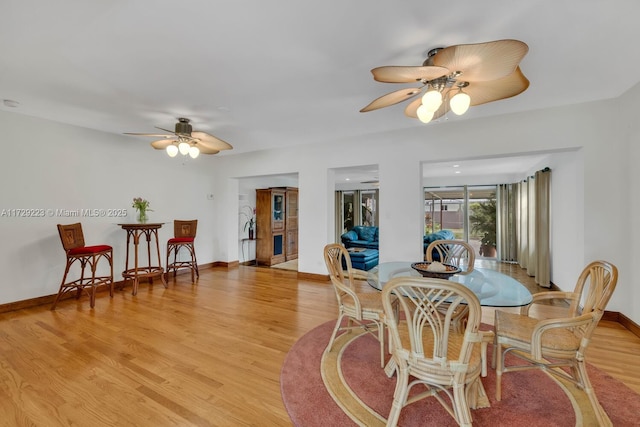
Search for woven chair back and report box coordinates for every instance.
[174,220,198,238]
[425,239,475,274]
[57,223,86,251]
[382,276,481,364]
[569,260,618,317]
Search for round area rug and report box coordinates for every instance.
[281,320,640,426]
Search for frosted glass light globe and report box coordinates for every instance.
[421,90,442,112]
[188,146,200,159]
[178,141,191,155]
[166,144,179,157]
[450,91,471,115]
[416,105,434,123]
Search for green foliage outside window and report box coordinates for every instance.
[469,199,497,247]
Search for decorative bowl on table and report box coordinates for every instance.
[410,262,461,279]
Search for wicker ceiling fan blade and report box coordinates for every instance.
[124,132,174,138]
[432,39,528,82]
[403,98,422,118]
[371,65,449,83]
[155,126,178,134]
[150,139,178,149]
[464,66,530,106]
[360,87,423,112]
[191,131,233,151]
[195,144,220,155]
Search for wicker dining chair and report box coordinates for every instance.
[493,260,618,426]
[166,220,199,282]
[425,239,475,274]
[381,276,488,427]
[52,223,114,310]
[323,243,397,368]
[424,239,493,376]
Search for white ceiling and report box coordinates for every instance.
[2,1,638,179]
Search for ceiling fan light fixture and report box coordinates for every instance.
[416,104,434,123]
[450,89,471,115]
[124,118,233,159]
[188,145,200,159]
[166,144,179,157]
[360,39,529,124]
[421,88,442,112]
[178,140,190,155]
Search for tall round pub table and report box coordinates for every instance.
[118,223,168,295]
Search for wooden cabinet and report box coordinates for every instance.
[256,187,298,266]
[285,188,298,260]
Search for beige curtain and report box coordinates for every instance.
[517,179,529,270]
[534,168,551,287]
[527,174,537,276]
[497,184,518,262]
[514,169,551,287]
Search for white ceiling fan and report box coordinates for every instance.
[125,117,233,158]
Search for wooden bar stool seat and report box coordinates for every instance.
[52,223,114,310]
[166,220,199,282]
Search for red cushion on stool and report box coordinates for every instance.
[168,237,194,244]
[68,245,112,256]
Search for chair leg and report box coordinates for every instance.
[166,243,198,282]
[378,321,385,368]
[325,313,346,354]
[108,251,114,297]
[77,259,87,300]
[191,244,199,280]
[89,254,98,308]
[452,382,473,427]
[51,258,74,310]
[495,341,503,401]
[385,362,409,427]
[576,360,613,426]
[189,244,195,282]
[480,331,494,377]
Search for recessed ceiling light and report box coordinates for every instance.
[345,178,350,181]
[3,99,19,108]
[453,164,460,168]
[455,171,461,174]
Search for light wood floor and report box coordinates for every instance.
[0,263,639,426]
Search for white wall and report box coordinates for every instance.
[617,80,640,323]
[0,85,637,325]
[210,95,634,322]
[0,110,218,304]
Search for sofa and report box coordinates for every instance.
[340,226,455,255]
[341,226,379,249]
[424,229,456,259]
[423,229,455,252]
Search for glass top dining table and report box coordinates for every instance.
[367,262,533,307]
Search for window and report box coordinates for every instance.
[424,186,497,259]
[336,189,379,241]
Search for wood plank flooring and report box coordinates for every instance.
[0,263,638,426]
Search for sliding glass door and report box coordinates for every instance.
[424,185,497,259]
[336,189,379,240]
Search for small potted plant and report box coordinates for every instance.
[242,206,256,239]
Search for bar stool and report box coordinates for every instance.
[52,223,114,310]
[166,219,199,282]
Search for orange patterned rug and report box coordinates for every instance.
[281,321,640,426]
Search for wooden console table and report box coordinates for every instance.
[118,223,168,295]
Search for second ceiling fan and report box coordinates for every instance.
[125,118,233,158]
[360,39,530,123]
